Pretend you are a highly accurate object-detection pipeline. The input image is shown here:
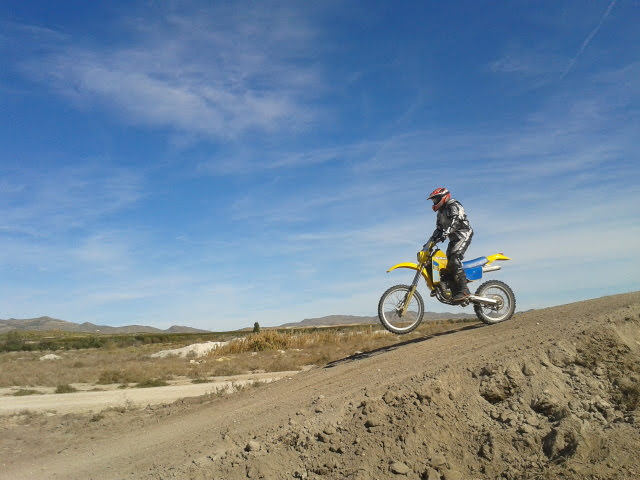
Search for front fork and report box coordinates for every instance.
[400,265,424,316]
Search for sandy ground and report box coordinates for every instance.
[1,292,639,480]
[0,371,302,415]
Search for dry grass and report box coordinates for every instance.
[205,320,475,374]
[217,329,343,354]
[0,320,476,388]
[0,344,193,387]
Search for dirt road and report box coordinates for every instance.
[0,371,302,415]
[2,292,639,480]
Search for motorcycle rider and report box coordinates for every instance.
[424,187,473,303]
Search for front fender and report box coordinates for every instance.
[387,262,432,288]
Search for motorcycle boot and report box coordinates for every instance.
[451,269,471,303]
[438,267,454,300]
[447,247,471,304]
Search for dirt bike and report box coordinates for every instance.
[378,241,516,334]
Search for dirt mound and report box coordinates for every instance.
[2,292,639,480]
[202,295,640,480]
[150,340,231,358]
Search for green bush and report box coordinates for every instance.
[36,340,58,351]
[3,330,25,352]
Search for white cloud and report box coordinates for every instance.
[73,232,135,273]
[0,163,143,237]
[16,5,322,140]
[490,50,566,77]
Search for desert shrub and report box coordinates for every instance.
[97,368,156,385]
[191,378,210,384]
[135,378,169,388]
[217,330,342,355]
[67,336,105,349]
[245,331,292,351]
[36,340,58,351]
[55,384,77,394]
[2,331,25,352]
[13,389,42,396]
[208,361,246,377]
[97,369,127,385]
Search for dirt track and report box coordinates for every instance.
[2,292,639,480]
[0,371,302,416]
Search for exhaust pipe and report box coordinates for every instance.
[482,265,501,273]
[469,295,500,306]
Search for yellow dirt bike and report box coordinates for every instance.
[378,242,516,334]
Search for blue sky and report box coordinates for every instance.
[1,1,638,330]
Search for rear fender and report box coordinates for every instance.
[486,253,511,265]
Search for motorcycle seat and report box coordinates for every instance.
[462,256,489,269]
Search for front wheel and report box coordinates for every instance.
[473,280,516,324]
[378,284,425,334]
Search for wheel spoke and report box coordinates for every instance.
[474,281,516,324]
[378,285,424,334]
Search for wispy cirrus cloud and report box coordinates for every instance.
[73,231,137,274]
[0,163,143,237]
[14,5,322,140]
[490,50,566,77]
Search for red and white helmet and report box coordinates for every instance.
[427,187,450,211]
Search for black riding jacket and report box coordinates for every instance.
[431,198,473,244]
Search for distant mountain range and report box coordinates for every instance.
[0,311,476,335]
[0,317,210,335]
[279,312,474,328]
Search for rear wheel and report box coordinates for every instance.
[378,284,425,334]
[473,280,516,324]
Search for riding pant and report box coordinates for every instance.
[446,231,473,274]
